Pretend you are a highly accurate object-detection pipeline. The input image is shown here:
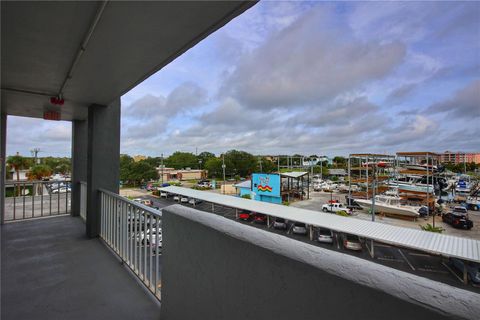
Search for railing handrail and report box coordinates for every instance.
[5,179,72,186]
[98,188,162,217]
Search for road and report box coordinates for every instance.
[134,192,479,293]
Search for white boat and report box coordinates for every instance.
[355,195,420,217]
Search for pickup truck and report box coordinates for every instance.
[322,202,348,213]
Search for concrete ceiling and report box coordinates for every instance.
[1,1,256,121]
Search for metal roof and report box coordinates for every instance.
[234,180,251,189]
[161,186,480,263]
[280,172,308,178]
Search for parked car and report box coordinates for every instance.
[317,228,334,244]
[51,187,71,194]
[442,207,473,230]
[238,210,252,221]
[141,228,162,253]
[188,198,203,205]
[173,195,180,202]
[160,192,168,198]
[322,202,348,213]
[449,258,480,284]
[133,198,153,207]
[342,233,362,251]
[180,197,189,203]
[253,213,267,224]
[292,222,307,235]
[273,217,287,230]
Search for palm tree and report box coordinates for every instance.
[7,153,29,196]
[27,164,52,195]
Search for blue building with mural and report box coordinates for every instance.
[252,173,282,204]
[234,174,282,204]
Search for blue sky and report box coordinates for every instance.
[7,1,480,157]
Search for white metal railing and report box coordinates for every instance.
[3,180,71,222]
[79,181,87,222]
[99,189,162,300]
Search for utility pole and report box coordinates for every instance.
[160,153,164,185]
[222,154,226,194]
[258,157,263,173]
[30,148,41,164]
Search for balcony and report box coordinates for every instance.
[1,215,160,320]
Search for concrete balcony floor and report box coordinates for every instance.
[1,216,160,320]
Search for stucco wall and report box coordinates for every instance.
[160,205,480,320]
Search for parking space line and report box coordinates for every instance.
[398,249,415,271]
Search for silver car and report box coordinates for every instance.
[292,222,307,235]
[317,228,334,244]
[273,217,287,230]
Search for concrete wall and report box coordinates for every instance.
[160,205,480,320]
[86,99,120,237]
[71,119,88,217]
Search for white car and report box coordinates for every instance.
[322,202,348,213]
[188,198,203,205]
[180,197,189,203]
[51,187,71,194]
[160,192,168,198]
[173,195,180,202]
[292,222,307,235]
[141,228,162,252]
[317,228,334,244]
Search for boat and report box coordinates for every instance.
[355,195,420,217]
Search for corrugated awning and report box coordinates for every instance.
[161,186,480,263]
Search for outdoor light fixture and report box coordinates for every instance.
[50,96,64,105]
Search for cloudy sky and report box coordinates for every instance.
[8,1,480,158]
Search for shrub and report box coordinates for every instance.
[420,223,444,233]
[283,201,290,206]
[241,194,251,199]
[336,210,349,217]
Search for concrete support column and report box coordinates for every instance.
[0,114,6,224]
[71,119,88,217]
[86,98,121,238]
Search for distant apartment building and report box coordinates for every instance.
[157,166,206,181]
[440,151,480,164]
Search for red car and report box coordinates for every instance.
[253,213,267,224]
[238,210,252,221]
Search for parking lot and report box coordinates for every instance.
[138,193,480,293]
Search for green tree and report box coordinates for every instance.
[223,150,257,177]
[257,157,277,173]
[165,152,198,169]
[204,157,223,178]
[27,164,53,195]
[122,160,158,186]
[43,157,71,174]
[7,154,29,196]
[333,156,347,168]
[119,154,134,183]
[197,151,215,169]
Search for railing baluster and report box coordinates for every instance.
[155,215,160,297]
[31,182,34,218]
[22,182,26,219]
[143,210,147,282]
[41,182,44,217]
[149,212,153,289]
